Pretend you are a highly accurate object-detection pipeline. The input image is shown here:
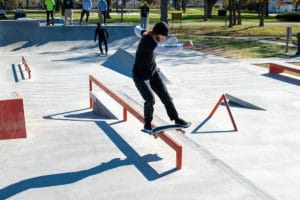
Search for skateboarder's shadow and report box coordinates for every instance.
[0,154,161,199]
[0,154,164,199]
[0,121,178,199]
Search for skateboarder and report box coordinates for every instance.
[132,21,193,133]
[94,22,109,55]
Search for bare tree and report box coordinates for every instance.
[228,0,233,27]
[181,0,187,13]
[237,0,242,25]
[259,0,267,27]
[160,0,168,23]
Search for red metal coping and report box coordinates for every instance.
[22,56,31,79]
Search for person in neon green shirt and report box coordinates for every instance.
[44,0,55,25]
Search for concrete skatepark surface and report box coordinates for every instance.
[0,21,300,199]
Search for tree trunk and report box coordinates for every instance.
[203,0,208,21]
[237,0,242,25]
[174,0,180,10]
[182,0,187,13]
[207,0,217,18]
[161,0,169,23]
[259,0,266,27]
[107,0,112,18]
[228,0,233,27]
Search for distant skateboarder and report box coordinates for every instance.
[94,22,109,56]
[133,22,193,133]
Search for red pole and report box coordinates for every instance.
[222,95,238,131]
[123,107,127,121]
[209,95,223,117]
[89,77,93,108]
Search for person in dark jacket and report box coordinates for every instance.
[133,21,193,132]
[140,3,149,30]
[94,22,109,55]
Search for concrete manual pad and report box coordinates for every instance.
[0,22,300,200]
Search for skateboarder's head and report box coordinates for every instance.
[152,21,169,37]
[152,21,169,42]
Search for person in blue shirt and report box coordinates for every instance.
[133,22,193,132]
[80,0,92,24]
[98,0,107,25]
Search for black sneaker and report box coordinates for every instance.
[143,123,152,133]
[175,118,190,128]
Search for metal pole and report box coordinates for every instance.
[295,32,300,56]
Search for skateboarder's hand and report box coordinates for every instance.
[183,40,193,48]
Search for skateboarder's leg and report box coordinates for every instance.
[150,72,190,127]
[133,76,155,130]
[98,39,103,54]
[150,72,178,120]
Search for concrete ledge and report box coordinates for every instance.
[0,92,27,139]
[90,91,117,119]
[269,62,300,74]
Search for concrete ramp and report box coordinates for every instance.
[102,48,134,78]
[0,20,135,47]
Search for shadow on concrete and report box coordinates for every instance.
[0,110,180,198]
[43,108,108,122]
[191,116,236,134]
[95,121,178,180]
[0,150,172,199]
[41,110,178,178]
[263,73,300,86]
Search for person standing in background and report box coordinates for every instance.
[98,0,107,25]
[63,0,74,25]
[80,0,92,25]
[44,0,55,25]
[140,2,149,30]
[94,22,109,56]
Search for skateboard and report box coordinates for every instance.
[141,122,191,137]
[95,52,108,56]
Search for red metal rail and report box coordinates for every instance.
[89,75,183,169]
[22,56,31,79]
[209,94,238,131]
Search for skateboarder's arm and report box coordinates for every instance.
[155,40,193,52]
[134,25,147,38]
[134,25,193,52]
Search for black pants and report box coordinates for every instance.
[100,11,107,24]
[80,9,89,23]
[98,39,108,54]
[133,71,178,125]
[46,10,54,25]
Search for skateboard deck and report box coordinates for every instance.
[142,122,191,136]
[95,52,108,56]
